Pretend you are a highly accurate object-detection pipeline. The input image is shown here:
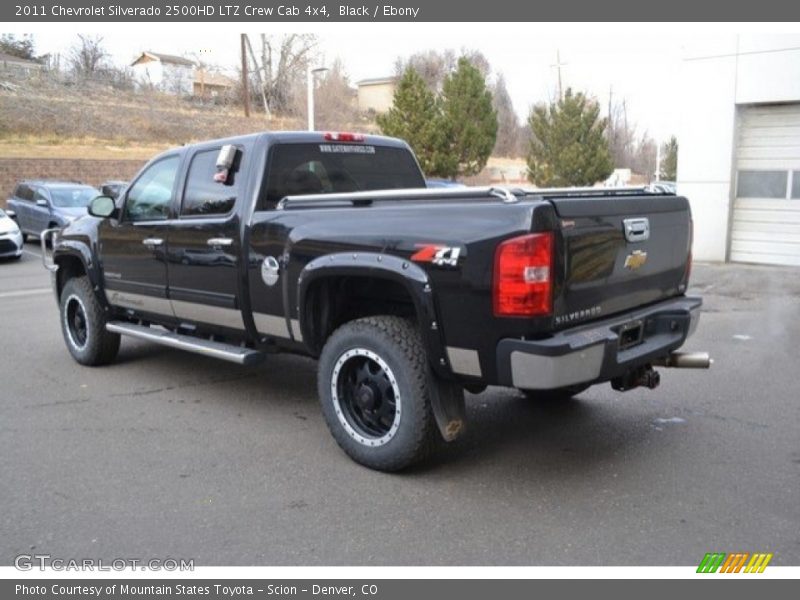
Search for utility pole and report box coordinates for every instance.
[306,65,328,131]
[243,34,270,117]
[550,49,567,101]
[240,33,250,118]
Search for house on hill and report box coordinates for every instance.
[356,77,397,113]
[131,51,195,96]
[193,70,236,99]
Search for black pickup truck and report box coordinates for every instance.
[44,131,709,470]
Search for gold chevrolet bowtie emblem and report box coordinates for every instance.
[624,250,648,270]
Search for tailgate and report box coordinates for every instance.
[548,194,691,329]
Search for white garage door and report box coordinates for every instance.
[732,104,800,266]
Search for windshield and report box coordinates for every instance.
[260,143,425,209]
[0,209,6,218]
[49,187,98,208]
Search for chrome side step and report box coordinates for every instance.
[106,321,264,366]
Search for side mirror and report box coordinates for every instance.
[88,195,117,219]
[36,199,48,208]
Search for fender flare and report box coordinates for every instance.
[53,242,106,307]
[297,252,453,379]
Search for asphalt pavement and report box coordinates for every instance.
[1,243,798,566]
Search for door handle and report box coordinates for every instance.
[142,237,164,247]
[207,237,233,247]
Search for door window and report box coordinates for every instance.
[32,188,49,205]
[181,148,240,216]
[14,184,33,202]
[124,156,180,221]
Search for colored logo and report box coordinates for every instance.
[624,249,648,270]
[411,244,461,267]
[696,552,773,573]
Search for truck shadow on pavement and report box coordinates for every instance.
[112,342,657,477]
[410,389,655,476]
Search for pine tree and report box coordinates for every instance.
[437,57,498,179]
[660,136,678,181]
[492,73,522,158]
[526,88,613,187]
[377,67,442,175]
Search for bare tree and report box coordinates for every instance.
[250,33,318,116]
[606,90,636,168]
[631,134,657,180]
[394,49,456,92]
[68,34,108,78]
[314,59,358,130]
[394,48,490,93]
[605,90,662,179]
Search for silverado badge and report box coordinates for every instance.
[624,250,648,270]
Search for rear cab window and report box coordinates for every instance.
[259,142,424,210]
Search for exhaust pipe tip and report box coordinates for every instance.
[654,351,712,369]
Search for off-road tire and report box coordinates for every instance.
[59,276,120,366]
[318,316,438,471]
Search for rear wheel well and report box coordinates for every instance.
[55,255,87,299]
[302,275,418,354]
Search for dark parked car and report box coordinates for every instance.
[7,181,99,241]
[47,131,708,471]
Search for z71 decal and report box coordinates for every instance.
[411,244,462,268]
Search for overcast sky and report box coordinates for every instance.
[16,23,792,141]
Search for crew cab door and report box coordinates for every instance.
[165,145,245,332]
[98,155,181,318]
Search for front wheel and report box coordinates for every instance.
[317,316,439,471]
[59,276,120,366]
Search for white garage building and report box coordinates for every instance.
[678,35,800,266]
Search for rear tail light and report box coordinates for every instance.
[493,232,554,317]
[323,132,365,142]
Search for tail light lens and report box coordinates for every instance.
[493,232,554,317]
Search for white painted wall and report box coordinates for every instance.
[677,35,800,262]
[132,60,163,89]
[132,60,194,96]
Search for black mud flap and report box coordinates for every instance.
[428,372,466,442]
